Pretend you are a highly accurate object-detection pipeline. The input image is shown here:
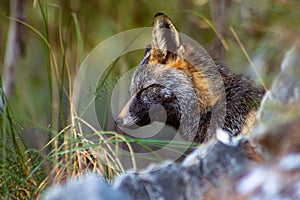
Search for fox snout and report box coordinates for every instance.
[115,100,150,129]
[116,84,181,130]
[115,101,132,127]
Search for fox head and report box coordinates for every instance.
[116,13,225,141]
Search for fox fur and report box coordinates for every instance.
[116,13,265,143]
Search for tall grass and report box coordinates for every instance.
[0,1,129,198]
[0,92,43,199]
[0,1,168,198]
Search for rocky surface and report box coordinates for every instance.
[42,174,129,200]
[113,132,261,200]
[256,42,300,133]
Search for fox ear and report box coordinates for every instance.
[151,13,183,62]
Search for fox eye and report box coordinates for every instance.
[137,84,172,105]
[142,95,150,103]
[136,84,156,103]
[139,88,152,104]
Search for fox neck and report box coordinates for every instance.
[188,65,265,143]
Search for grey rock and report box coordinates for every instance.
[113,136,261,200]
[257,43,300,128]
[42,174,130,200]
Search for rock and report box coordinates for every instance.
[112,135,262,200]
[235,152,300,200]
[256,42,300,131]
[42,174,130,200]
[203,118,300,199]
[254,42,300,155]
[256,116,300,156]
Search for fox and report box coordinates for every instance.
[116,13,265,143]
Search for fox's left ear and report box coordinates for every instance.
[150,13,183,62]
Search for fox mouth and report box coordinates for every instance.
[115,113,151,130]
[116,104,167,130]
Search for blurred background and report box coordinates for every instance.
[0,0,299,199]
